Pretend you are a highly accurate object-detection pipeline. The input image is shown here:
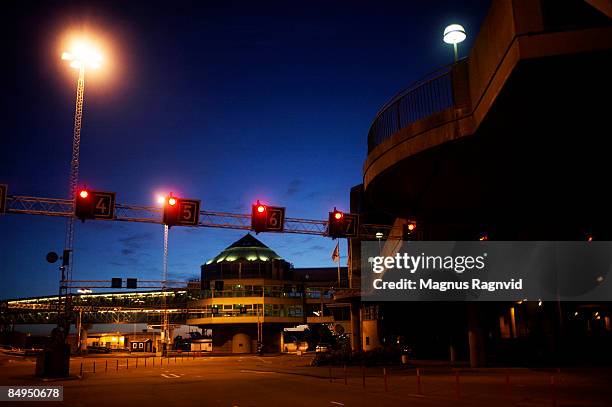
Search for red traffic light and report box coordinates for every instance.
[168,196,177,206]
[257,204,266,213]
[79,190,89,199]
[333,210,344,221]
[407,222,416,231]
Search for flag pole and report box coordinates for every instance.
[337,241,341,287]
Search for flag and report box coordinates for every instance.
[331,242,340,263]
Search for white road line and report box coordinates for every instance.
[330,402,344,406]
[240,369,275,374]
[161,373,180,378]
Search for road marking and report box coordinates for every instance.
[240,369,275,374]
[330,402,344,406]
[161,373,180,378]
[255,357,272,364]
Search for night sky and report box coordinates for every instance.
[1,0,489,299]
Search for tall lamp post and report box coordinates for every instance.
[60,42,102,285]
[443,24,466,62]
[58,42,102,347]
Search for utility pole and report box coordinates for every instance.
[161,225,170,355]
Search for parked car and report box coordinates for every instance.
[315,343,330,353]
[87,346,111,354]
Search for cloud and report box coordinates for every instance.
[118,232,156,250]
[286,179,302,196]
[308,245,326,251]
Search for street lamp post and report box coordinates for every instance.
[443,24,467,62]
[61,42,102,284]
[60,41,102,346]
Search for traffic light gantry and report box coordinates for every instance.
[3,184,401,239]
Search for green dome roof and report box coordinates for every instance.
[204,234,283,265]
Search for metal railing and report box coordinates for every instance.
[367,64,456,152]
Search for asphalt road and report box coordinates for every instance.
[1,353,612,406]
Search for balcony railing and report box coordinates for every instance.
[367,64,456,153]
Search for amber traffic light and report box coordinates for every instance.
[402,221,418,240]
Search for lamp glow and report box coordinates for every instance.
[62,40,103,70]
[443,24,466,44]
[443,24,466,62]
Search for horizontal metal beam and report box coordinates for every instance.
[6,195,397,238]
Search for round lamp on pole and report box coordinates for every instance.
[443,24,466,62]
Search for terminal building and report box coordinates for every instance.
[186,234,352,353]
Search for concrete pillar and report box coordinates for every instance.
[468,304,486,367]
[79,328,88,353]
[350,302,361,352]
[232,332,251,353]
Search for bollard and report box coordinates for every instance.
[329,366,332,383]
[152,357,155,367]
[362,365,366,389]
[116,359,119,371]
[344,365,347,385]
[505,369,511,399]
[416,368,422,395]
[80,362,83,377]
[93,361,96,374]
[455,370,460,399]
[383,368,388,392]
[105,360,108,373]
[126,358,129,370]
[550,375,557,407]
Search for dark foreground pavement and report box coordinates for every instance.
[1,353,612,406]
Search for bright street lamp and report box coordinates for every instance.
[443,24,466,62]
[61,39,103,286]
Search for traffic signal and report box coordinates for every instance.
[74,188,116,221]
[251,201,267,233]
[0,184,7,215]
[402,222,417,240]
[162,194,200,227]
[162,194,179,226]
[251,201,285,233]
[126,278,137,289]
[327,208,358,239]
[111,278,122,288]
[74,188,94,221]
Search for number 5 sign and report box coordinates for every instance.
[177,198,200,226]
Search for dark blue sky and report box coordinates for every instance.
[1,0,490,299]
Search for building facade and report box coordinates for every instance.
[186,234,351,353]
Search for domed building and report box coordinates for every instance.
[187,234,352,353]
